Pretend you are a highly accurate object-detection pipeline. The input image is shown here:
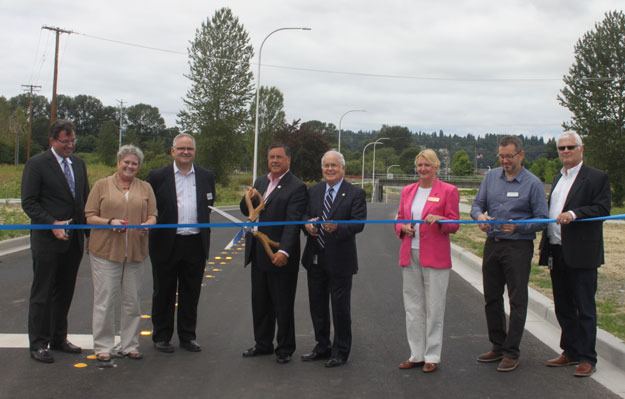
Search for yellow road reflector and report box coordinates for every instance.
[220,262,227,265]
[140,314,151,319]
[212,268,222,272]
[206,274,215,279]
[221,251,229,254]
[140,330,152,336]
[214,256,222,260]
[74,363,88,368]
[86,354,97,360]
[207,261,215,265]
[225,256,232,260]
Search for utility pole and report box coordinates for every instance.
[117,99,125,147]
[42,26,73,125]
[21,84,42,160]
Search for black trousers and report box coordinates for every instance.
[251,266,298,356]
[482,238,533,359]
[28,235,83,350]
[550,245,598,365]
[151,234,206,343]
[306,252,353,360]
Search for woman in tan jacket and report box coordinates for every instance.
[85,145,157,365]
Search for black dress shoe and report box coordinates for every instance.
[154,341,175,353]
[301,350,332,361]
[180,340,202,352]
[325,357,347,368]
[276,354,291,364]
[50,340,82,354]
[242,347,273,358]
[30,348,54,363]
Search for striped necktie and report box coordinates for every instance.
[317,187,334,249]
[62,158,75,197]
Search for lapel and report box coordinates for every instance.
[165,164,178,217]
[194,165,206,212]
[403,183,419,220]
[264,171,290,207]
[46,150,74,199]
[327,181,349,219]
[420,179,441,219]
[563,165,587,210]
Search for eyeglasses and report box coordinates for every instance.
[55,137,77,145]
[174,146,195,152]
[557,145,578,151]
[497,152,520,160]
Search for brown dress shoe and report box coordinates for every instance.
[398,360,424,369]
[545,353,579,367]
[477,351,503,363]
[422,362,438,373]
[497,356,519,372]
[574,362,595,377]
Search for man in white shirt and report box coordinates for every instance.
[539,131,611,377]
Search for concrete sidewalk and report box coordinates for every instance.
[451,244,625,398]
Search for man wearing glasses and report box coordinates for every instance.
[539,131,610,377]
[148,133,216,354]
[21,120,90,363]
[471,135,548,372]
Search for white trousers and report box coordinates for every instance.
[90,254,143,355]
[402,250,450,363]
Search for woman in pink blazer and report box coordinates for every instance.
[394,149,460,373]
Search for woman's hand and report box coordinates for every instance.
[424,214,444,224]
[110,218,128,233]
[401,223,416,237]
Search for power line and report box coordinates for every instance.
[21,84,42,160]
[42,26,74,124]
[72,30,621,83]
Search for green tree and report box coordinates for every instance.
[247,86,286,172]
[125,103,166,145]
[451,149,473,176]
[559,10,625,204]
[274,120,331,181]
[178,7,254,183]
[399,147,420,174]
[377,125,412,154]
[97,121,119,165]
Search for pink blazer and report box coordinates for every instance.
[394,179,460,268]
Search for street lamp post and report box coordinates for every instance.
[252,27,311,184]
[371,138,389,203]
[361,139,382,188]
[386,164,400,178]
[337,109,365,153]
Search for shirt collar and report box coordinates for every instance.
[499,166,526,183]
[51,147,71,164]
[174,162,195,176]
[326,178,344,193]
[561,161,583,177]
[267,170,289,183]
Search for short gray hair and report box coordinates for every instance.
[558,131,583,146]
[321,150,345,168]
[172,133,196,148]
[117,144,144,165]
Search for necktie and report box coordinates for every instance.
[62,158,75,197]
[317,187,334,249]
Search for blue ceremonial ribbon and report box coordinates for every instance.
[0,214,624,231]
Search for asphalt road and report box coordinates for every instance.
[0,203,618,399]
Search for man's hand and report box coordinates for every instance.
[272,252,288,267]
[500,223,516,234]
[477,214,493,232]
[305,218,319,236]
[556,211,575,225]
[52,219,71,240]
[321,223,338,233]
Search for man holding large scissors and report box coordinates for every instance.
[240,143,307,364]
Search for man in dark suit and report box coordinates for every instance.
[240,143,307,364]
[21,119,89,363]
[539,131,611,378]
[301,150,366,368]
[148,133,216,353]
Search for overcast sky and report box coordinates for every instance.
[1,0,622,138]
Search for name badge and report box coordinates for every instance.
[206,192,213,200]
[506,192,519,198]
[427,196,440,202]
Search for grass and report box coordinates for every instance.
[0,205,30,240]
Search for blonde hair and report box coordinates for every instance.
[414,149,440,169]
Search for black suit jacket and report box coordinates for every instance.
[240,171,307,273]
[301,180,367,277]
[147,164,216,262]
[539,164,611,269]
[21,149,89,253]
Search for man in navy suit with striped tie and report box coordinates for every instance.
[301,150,367,367]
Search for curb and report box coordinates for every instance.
[451,243,625,372]
[0,235,30,257]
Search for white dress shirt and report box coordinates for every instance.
[51,147,75,181]
[548,162,582,245]
[174,163,199,235]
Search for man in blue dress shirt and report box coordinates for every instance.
[471,135,548,372]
